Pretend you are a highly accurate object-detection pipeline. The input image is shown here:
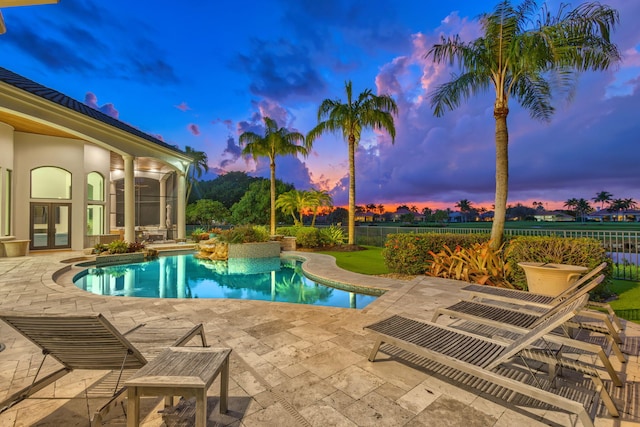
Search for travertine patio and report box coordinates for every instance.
[0,251,638,426]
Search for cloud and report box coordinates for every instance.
[219,136,243,169]
[233,38,326,102]
[4,2,178,85]
[84,92,119,119]
[175,102,191,111]
[187,124,200,136]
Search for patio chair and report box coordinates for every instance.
[365,294,618,427]
[0,313,208,424]
[432,275,626,382]
[463,262,624,332]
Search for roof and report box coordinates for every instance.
[0,66,184,154]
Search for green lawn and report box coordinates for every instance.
[320,245,640,323]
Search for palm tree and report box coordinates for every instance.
[307,80,398,245]
[575,198,593,222]
[564,198,578,216]
[455,199,473,222]
[307,190,333,227]
[239,117,310,235]
[592,191,613,210]
[276,190,310,225]
[426,0,620,250]
[184,146,209,202]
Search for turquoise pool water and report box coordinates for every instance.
[73,254,379,309]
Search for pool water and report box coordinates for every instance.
[73,254,379,309]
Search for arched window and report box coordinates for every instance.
[87,172,104,201]
[31,167,71,199]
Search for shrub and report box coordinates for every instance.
[107,239,129,254]
[382,232,490,275]
[191,227,208,242]
[318,225,346,246]
[505,235,612,293]
[127,241,145,253]
[295,227,320,248]
[426,241,512,287]
[218,224,270,244]
[276,226,302,237]
[93,243,108,254]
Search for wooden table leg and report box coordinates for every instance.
[196,388,206,427]
[127,387,140,427]
[220,357,229,413]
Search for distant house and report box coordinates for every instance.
[391,208,425,222]
[448,211,463,223]
[354,211,376,223]
[533,211,575,222]
[587,209,640,222]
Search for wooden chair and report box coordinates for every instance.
[365,294,618,427]
[0,313,208,424]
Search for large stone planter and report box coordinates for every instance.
[281,237,296,251]
[1,240,30,257]
[518,262,588,296]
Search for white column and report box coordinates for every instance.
[177,254,186,298]
[159,174,168,230]
[177,172,186,240]
[123,155,135,242]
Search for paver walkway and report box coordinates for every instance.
[0,251,638,426]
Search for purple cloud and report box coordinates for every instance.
[84,92,119,119]
[187,124,200,136]
[175,102,191,111]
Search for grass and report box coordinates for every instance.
[318,245,389,275]
[320,245,640,323]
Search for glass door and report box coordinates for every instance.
[30,203,71,250]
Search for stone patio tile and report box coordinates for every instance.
[299,403,358,427]
[357,356,430,391]
[288,324,338,344]
[261,330,304,349]
[241,402,304,427]
[410,396,498,427]
[301,346,363,379]
[327,365,386,400]
[272,371,337,411]
[396,380,442,414]
[234,370,268,395]
[342,391,414,427]
[321,390,356,411]
[244,319,296,339]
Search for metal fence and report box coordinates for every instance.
[353,226,640,281]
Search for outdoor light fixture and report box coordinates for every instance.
[0,0,59,34]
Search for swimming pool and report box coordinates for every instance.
[73,254,380,309]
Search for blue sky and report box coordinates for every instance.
[2,0,640,211]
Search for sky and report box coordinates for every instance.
[2,0,640,212]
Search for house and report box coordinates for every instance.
[533,210,575,222]
[354,211,376,223]
[587,209,640,222]
[391,208,425,223]
[0,67,193,255]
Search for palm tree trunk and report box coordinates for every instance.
[348,137,356,246]
[270,159,276,235]
[491,107,509,250]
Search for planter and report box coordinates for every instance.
[281,237,296,251]
[1,240,30,257]
[518,262,588,296]
[228,241,281,259]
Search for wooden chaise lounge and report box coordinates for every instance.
[365,295,618,427]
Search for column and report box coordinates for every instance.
[123,155,135,242]
[109,181,117,231]
[159,174,168,231]
[177,171,186,240]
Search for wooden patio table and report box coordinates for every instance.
[125,346,232,427]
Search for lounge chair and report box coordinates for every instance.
[0,313,208,424]
[365,294,618,427]
[463,262,624,332]
[431,275,627,368]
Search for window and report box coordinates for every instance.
[87,172,104,201]
[31,167,71,199]
[87,205,104,236]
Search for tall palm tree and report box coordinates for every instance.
[184,146,209,202]
[593,191,613,210]
[307,81,398,245]
[240,117,310,235]
[426,0,620,250]
[564,198,578,215]
[307,190,333,227]
[575,198,593,222]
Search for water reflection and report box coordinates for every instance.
[75,255,378,309]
